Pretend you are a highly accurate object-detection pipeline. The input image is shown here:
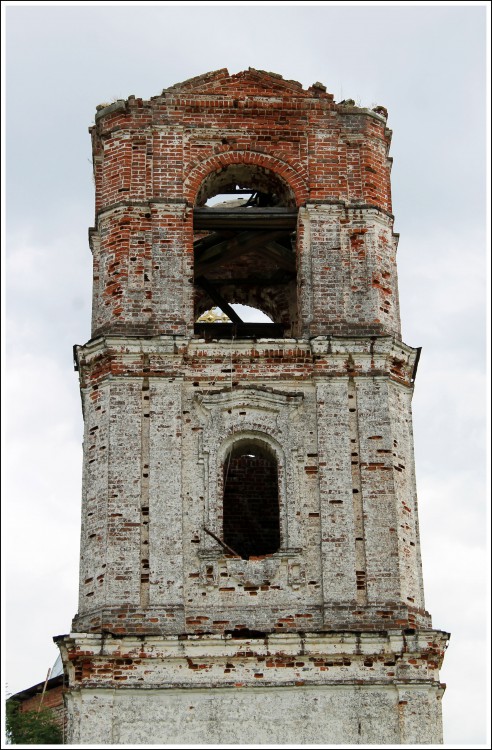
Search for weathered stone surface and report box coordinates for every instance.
[58,631,446,744]
[58,68,448,744]
[71,335,430,635]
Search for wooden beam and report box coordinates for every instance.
[193,207,298,230]
[200,272,295,288]
[262,241,296,271]
[203,527,241,557]
[195,276,243,324]
[193,231,232,256]
[195,230,288,273]
[195,322,286,340]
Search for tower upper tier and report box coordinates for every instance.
[88,68,400,340]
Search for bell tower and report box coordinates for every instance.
[56,69,449,744]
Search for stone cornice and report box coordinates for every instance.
[56,629,449,690]
[74,335,419,387]
[58,628,449,655]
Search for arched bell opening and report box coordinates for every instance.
[193,164,298,339]
[196,304,273,324]
[195,163,296,209]
[222,438,281,560]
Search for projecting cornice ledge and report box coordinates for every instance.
[55,629,450,690]
[310,336,420,383]
[73,335,420,386]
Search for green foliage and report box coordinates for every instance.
[6,699,63,745]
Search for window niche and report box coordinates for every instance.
[222,439,281,560]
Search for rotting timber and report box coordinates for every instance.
[193,200,298,339]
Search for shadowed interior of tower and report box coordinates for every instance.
[222,440,280,559]
[193,164,298,338]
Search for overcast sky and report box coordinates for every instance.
[2,2,489,747]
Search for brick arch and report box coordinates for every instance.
[184,150,309,207]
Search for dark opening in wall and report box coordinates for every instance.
[193,164,298,338]
[223,441,280,559]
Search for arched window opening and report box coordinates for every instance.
[196,304,273,324]
[196,166,296,209]
[193,165,298,339]
[223,440,280,560]
[205,190,255,208]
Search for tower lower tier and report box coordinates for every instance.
[56,629,448,744]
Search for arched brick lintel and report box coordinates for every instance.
[184,150,309,207]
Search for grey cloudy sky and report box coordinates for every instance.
[3,2,489,746]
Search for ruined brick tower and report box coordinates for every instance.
[56,69,448,744]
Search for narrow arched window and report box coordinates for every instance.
[223,439,280,559]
